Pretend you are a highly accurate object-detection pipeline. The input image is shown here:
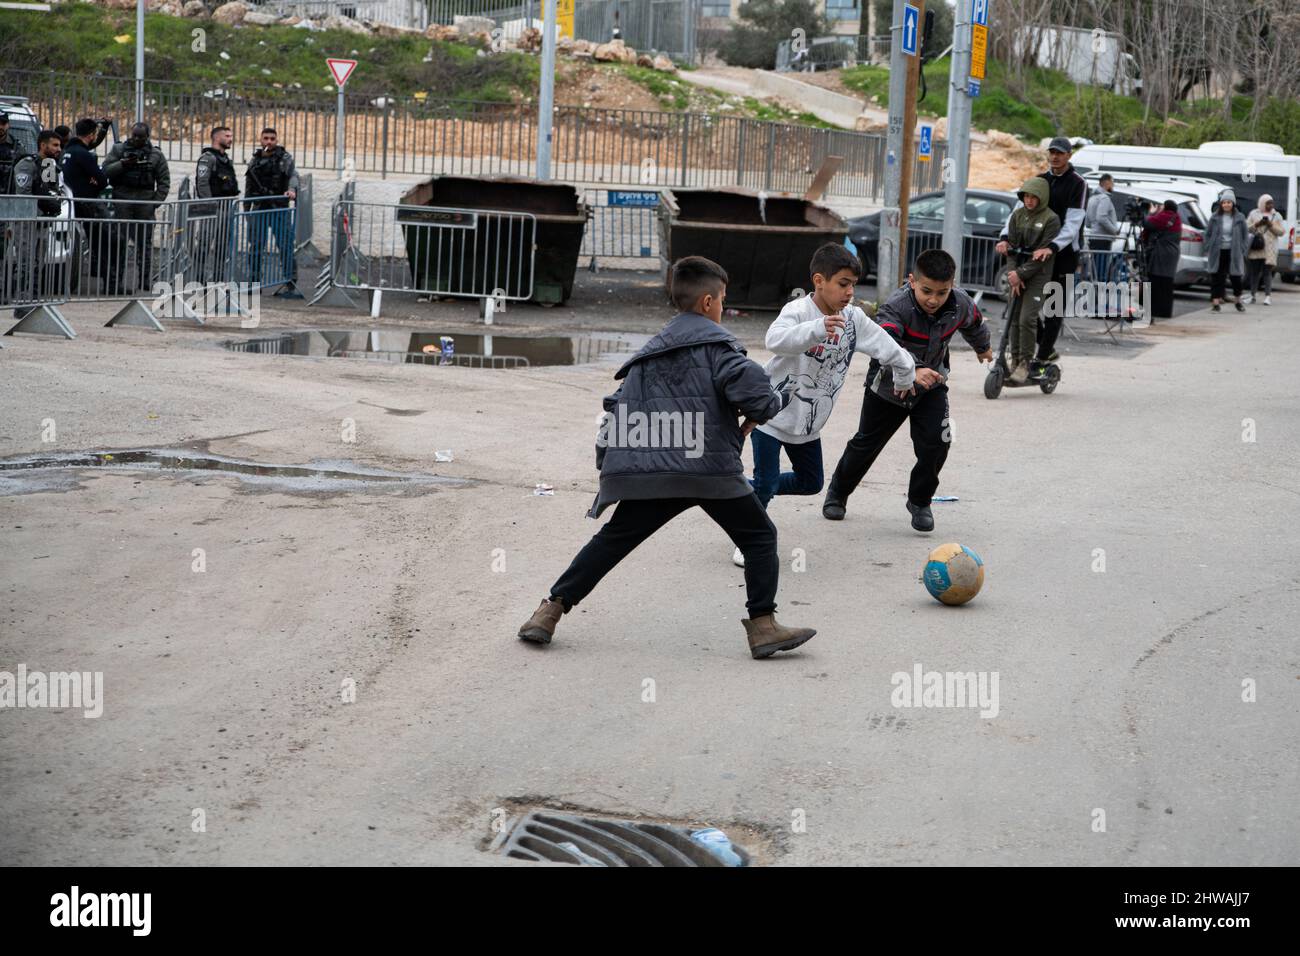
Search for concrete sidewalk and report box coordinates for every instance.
[0,284,1296,865]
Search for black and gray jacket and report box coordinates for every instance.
[245,146,299,206]
[867,285,991,408]
[589,312,789,518]
[12,154,62,216]
[194,146,240,216]
[103,140,170,204]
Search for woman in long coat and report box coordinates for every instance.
[1203,188,1249,313]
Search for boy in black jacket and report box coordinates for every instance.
[517,257,817,660]
[823,249,992,533]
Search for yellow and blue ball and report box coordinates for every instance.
[922,543,985,605]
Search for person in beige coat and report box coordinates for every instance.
[1244,193,1286,305]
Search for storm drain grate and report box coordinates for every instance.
[493,811,750,867]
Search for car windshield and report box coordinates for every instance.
[8,121,38,154]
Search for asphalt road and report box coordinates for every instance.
[1,280,1296,865]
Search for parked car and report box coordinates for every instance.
[1082,175,1210,287]
[847,188,1018,291]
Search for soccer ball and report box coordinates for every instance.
[922,543,984,605]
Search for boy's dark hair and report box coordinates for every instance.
[810,242,862,281]
[74,118,99,138]
[54,124,71,141]
[669,256,728,312]
[914,249,956,283]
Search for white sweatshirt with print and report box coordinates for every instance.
[756,294,916,445]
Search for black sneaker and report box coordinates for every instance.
[1211,303,1221,313]
[822,493,846,521]
[906,500,934,532]
[1041,350,1060,363]
[1234,300,1246,313]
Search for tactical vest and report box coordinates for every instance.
[0,137,22,194]
[33,157,61,215]
[120,144,157,191]
[203,148,240,198]
[247,148,288,197]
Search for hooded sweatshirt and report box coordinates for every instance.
[1003,177,1061,284]
[756,294,915,445]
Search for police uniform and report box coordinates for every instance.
[0,129,30,290]
[11,154,64,298]
[244,145,299,288]
[104,137,171,294]
[192,146,240,283]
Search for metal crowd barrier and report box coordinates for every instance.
[900,230,1006,294]
[318,197,536,318]
[1,198,76,339]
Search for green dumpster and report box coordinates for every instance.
[398,176,587,306]
[658,187,849,310]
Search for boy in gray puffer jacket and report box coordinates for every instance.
[517,256,818,660]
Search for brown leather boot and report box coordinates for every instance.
[518,598,563,645]
[742,614,816,659]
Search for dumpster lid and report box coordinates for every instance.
[399,175,586,221]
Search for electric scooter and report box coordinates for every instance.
[984,246,1062,399]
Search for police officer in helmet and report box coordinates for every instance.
[104,121,171,294]
[244,126,301,298]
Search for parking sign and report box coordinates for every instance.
[972,0,989,27]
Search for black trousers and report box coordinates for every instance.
[1150,274,1175,319]
[1210,249,1243,300]
[1037,246,1077,360]
[549,493,780,618]
[828,385,951,509]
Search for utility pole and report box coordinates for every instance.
[942,0,976,283]
[536,0,559,180]
[135,0,145,123]
[877,0,924,303]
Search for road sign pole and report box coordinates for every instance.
[877,0,911,304]
[536,0,559,180]
[896,0,925,289]
[942,0,977,282]
[336,88,345,180]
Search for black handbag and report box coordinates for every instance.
[1250,230,1265,251]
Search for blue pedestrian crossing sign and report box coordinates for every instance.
[902,4,919,56]
[918,125,933,162]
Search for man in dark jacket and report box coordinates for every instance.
[1001,136,1088,362]
[192,126,240,283]
[103,122,170,294]
[244,127,301,296]
[823,249,992,533]
[517,256,817,661]
[60,118,111,293]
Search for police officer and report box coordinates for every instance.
[61,118,110,294]
[192,125,240,285]
[104,121,170,294]
[244,126,301,298]
[0,112,28,193]
[12,130,65,299]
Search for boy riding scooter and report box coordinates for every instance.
[995,178,1060,384]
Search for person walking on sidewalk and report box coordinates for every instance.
[1204,188,1248,313]
[1244,193,1285,306]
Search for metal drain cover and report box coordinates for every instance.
[493,811,750,867]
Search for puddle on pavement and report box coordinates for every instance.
[0,449,469,496]
[224,329,648,368]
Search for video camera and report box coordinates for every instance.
[1123,197,1147,225]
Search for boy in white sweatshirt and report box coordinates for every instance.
[732,243,924,566]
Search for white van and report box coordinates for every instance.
[1073,142,1300,281]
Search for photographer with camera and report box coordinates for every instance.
[1140,199,1181,320]
[103,121,170,295]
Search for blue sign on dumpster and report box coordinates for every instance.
[608,191,660,208]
